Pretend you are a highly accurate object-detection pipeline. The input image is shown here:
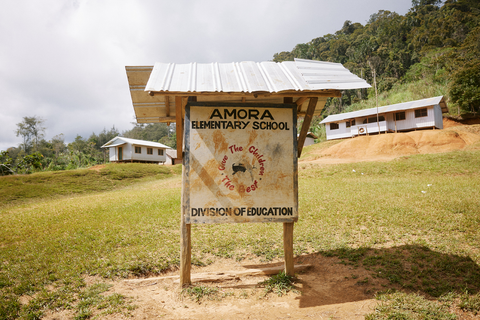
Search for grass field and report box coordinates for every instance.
[1,153,480,319]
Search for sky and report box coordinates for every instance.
[0,0,413,151]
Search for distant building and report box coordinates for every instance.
[298,132,318,146]
[165,149,181,165]
[101,136,170,163]
[320,96,448,140]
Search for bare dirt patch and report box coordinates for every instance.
[88,164,106,172]
[303,121,480,165]
[101,255,382,320]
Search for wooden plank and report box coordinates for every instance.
[297,97,318,158]
[175,96,183,160]
[283,222,295,277]
[124,264,313,284]
[136,116,176,123]
[295,97,308,114]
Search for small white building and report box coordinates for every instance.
[101,136,171,163]
[320,96,448,140]
[165,149,181,165]
[298,132,319,146]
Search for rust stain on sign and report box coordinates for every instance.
[184,103,298,224]
[213,130,229,155]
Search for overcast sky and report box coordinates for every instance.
[0,0,413,151]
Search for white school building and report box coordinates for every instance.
[101,136,171,163]
[320,96,448,140]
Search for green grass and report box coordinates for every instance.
[0,163,182,208]
[258,271,297,297]
[182,286,219,303]
[0,151,479,318]
[366,291,457,320]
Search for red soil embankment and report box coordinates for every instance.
[304,119,480,164]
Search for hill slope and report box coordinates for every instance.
[301,121,480,164]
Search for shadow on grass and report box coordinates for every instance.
[293,245,480,309]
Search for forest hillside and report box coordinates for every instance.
[273,0,480,130]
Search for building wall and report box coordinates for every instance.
[354,117,387,136]
[434,104,443,129]
[394,106,435,131]
[325,121,352,140]
[109,147,117,161]
[109,143,167,162]
[304,137,315,146]
[165,155,173,165]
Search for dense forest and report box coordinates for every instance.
[275,0,479,114]
[2,0,479,175]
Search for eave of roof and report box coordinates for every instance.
[320,96,448,124]
[101,136,171,149]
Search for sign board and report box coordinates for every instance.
[183,102,298,224]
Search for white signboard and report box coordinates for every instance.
[183,103,298,224]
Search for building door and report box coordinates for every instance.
[118,147,123,161]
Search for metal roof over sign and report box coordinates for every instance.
[183,102,298,224]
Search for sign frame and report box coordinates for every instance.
[182,102,298,225]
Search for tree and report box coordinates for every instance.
[15,116,46,154]
[0,151,15,176]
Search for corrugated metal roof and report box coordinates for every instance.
[101,136,172,149]
[320,96,448,124]
[166,149,177,158]
[144,58,371,94]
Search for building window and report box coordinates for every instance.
[346,121,351,128]
[147,148,153,155]
[363,116,385,124]
[330,123,339,130]
[415,108,428,118]
[351,119,356,126]
[158,149,164,156]
[135,146,141,154]
[395,111,406,121]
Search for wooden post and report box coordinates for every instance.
[284,96,295,278]
[180,217,191,286]
[175,96,183,161]
[176,96,190,287]
[283,222,294,277]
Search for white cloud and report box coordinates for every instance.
[0,0,412,151]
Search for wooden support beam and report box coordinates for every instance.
[165,96,170,117]
[284,97,293,104]
[297,97,318,158]
[283,222,295,277]
[175,96,183,160]
[295,97,308,115]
